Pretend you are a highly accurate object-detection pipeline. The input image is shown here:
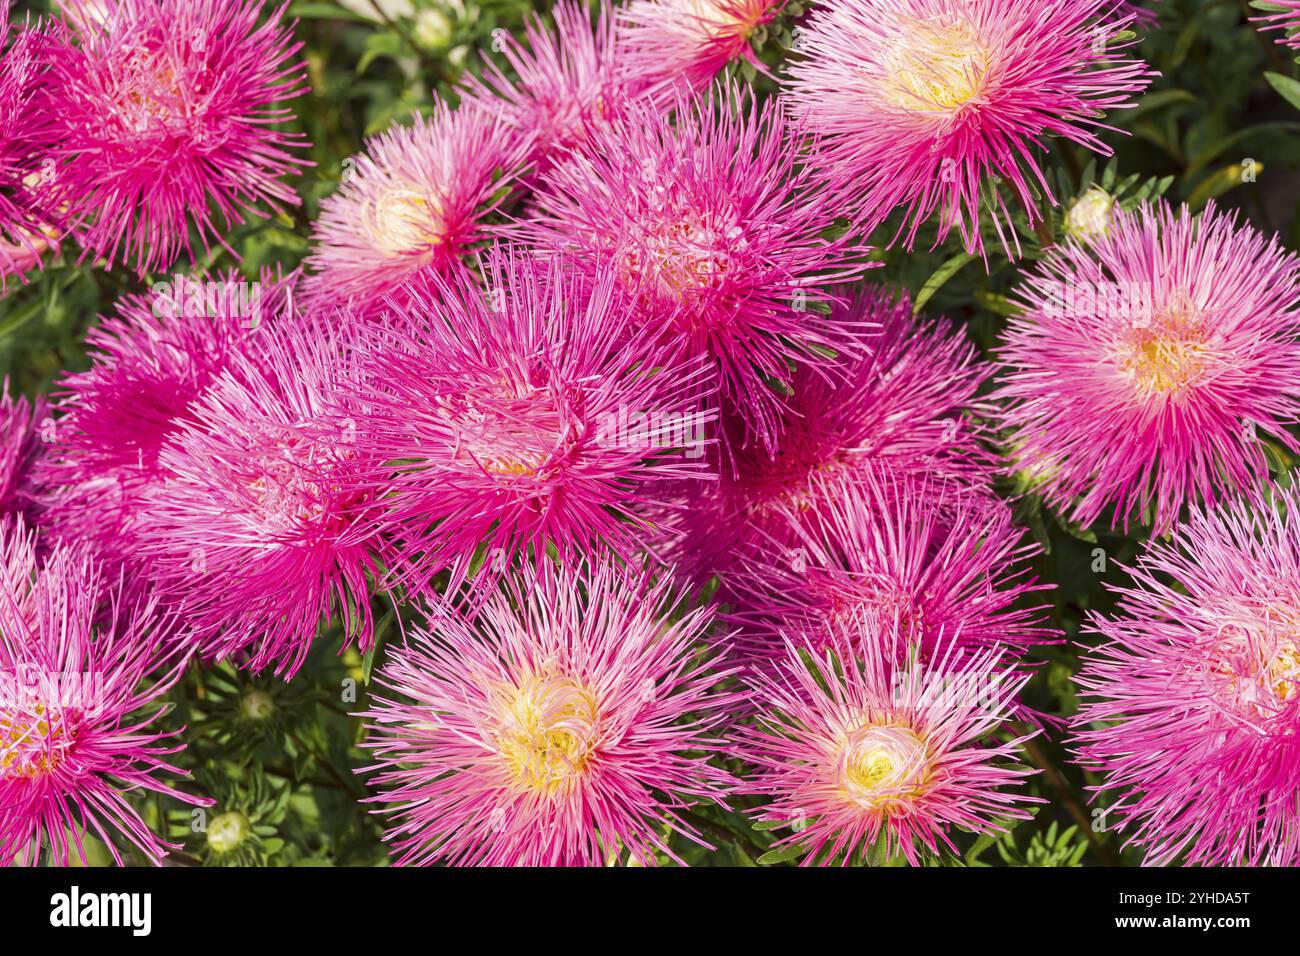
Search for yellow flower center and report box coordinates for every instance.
[496,673,600,796]
[882,18,992,113]
[836,722,931,812]
[1120,302,1209,397]
[367,185,446,257]
[0,701,71,781]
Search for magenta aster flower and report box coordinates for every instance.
[0,381,45,524]
[738,619,1038,865]
[726,470,1051,670]
[995,201,1300,535]
[0,521,209,866]
[358,556,737,866]
[137,316,386,679]
[669,287,996,583]
[1257,2,1300,48]
[340,246,715,598]
[1074,486,1300,866]
[0,1,60,284]
[42,0,309,273]
[35,270,293,575]
[306,99,528,317]
[617,0,784,95]
[517,81,869,448]
[785,0,1154,256]
[460,1,649,171]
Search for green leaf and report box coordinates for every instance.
[912,251,976,314]
[1186,161,1261,209]
[1266,72,1300,112]
[756,842,806,866]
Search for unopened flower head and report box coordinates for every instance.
[1063,186,1115,242]
[359,556,737,866]
[996,201,1300,535]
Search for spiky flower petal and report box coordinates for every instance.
[786,0,1153,255]
[359,556,737,866]
[739,618,1038,865]
[42,0,309,273]
[517,81,869,447]
[1074,486,1300,866]
[0,521,208,866]
[996,201,1300,535]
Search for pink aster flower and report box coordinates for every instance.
[1074,486,1300,866]
[0,1,61,284]
[305,99,528,317]
[42,0,309,274]
[35,270,294,575]
[669,286,996,583]
[995,201,1300,536]
[0,520,209,866]
[136,314,387,679]
[460,1,649,171]
[0,381,45,524]
[738,618,1038,865]
[340,245,715,598]
[726,470,1051,671]
[1257,2,1300,49]
[358,556,737,866]
[785,0,1154,256]
[617,0,784,95]
[516,81,869,448]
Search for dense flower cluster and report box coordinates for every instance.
[3,0,1297,870]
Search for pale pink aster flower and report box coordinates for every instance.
[35,270,295,575]
[1257,2,1300,48]
[0,381,45,524]
[617,0,784,95]
[42,0,309,273]
[738,619,1038,865]
[0,1,61,284]
[359,556,737,866]
[0,521,209,866]
[669,287,996,583]
[517,82,870,448]
[306,100,528,317]
[995,201,1300,535]
[726,470,1051,670]
[137,315,387,679]
[1074,486,1300,866]
[786,0,1154,256]
[341,245,715,598]
[460,1,649,170]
